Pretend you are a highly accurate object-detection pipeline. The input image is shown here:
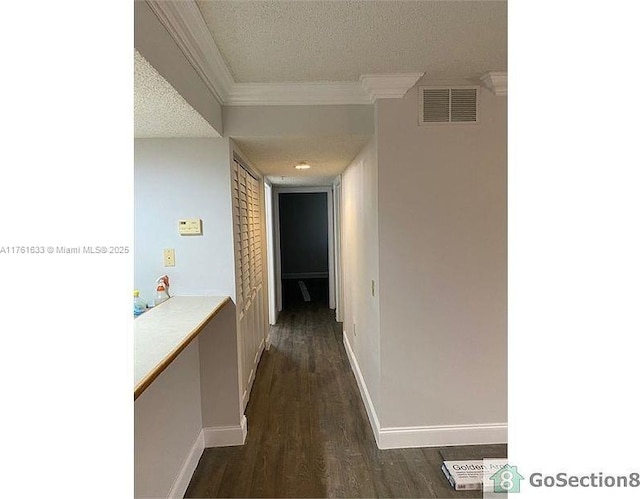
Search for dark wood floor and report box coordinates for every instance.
[185,299,506,498]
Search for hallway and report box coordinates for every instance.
[185,302,506,498]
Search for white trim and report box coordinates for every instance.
[378,423,508,450]
[167,430,205,499]
[264,181,278,325]
[343,331,508,450]
[242,338,265,409]
[242,388,249,409]
[332,177,343,322]
[146,0,234,104]
[274,190,282,313]
[226,74,423,106]
[274,186,335,194]
[360,73,424,100]
[147,0,424,105]
[227,81,370,106]
[480,72,508,96]
[265,331,272,350]
[242,367,255,409]
[203,415,248,447]
[327,189,335,309]
[254,338,265,365]
[342,331,382,447]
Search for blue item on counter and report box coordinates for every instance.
[134,290,147,317]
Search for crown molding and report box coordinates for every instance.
[225,74,424,106]
[147,0,424,106]
[226,81,371,106]
[146,0,234,103]
[360,73,424,100]
[481,71,507,96]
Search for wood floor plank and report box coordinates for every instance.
[185,299,507,498]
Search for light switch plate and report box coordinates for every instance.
[179,218,202,235]
[163,248,175,267]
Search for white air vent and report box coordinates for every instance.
[420,87,478,124]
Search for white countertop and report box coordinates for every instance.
[134,295,231,399]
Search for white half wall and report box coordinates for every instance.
[135,301,245,498]
[134,339,203,499]
[134,138,235,305]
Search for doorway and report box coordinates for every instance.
[280,192,328,309]
[274,187,335,314]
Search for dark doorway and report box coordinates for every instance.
[278,192,329,310]
[281,278,329,309]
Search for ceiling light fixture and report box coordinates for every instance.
[295,162,311,170]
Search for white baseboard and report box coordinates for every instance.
[243,340,266,409]
[242,387,249,410]
[378,423,507,449]
[255,339,265,364]
[247,366,256,393]
[265,331,272,350]
[342,331,382,446]
[168,430,204,499]
[342,331,507,450]
[243,368,255,410]
[203,415,248,447]
[167,416,249,498]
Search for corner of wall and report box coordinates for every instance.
[134,0,223,135]
[339,136,382,437]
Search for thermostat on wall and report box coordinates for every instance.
[178,219,202,235]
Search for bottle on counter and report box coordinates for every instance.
[154,279,170,307]
[133,290,147,317]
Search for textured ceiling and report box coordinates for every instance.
[139,1,506,185]
[134,50,219,138]
[233,135,371,180]
[196,0,507,83]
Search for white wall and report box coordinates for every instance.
[223,104,374,138]
[134,339,202,499]
[134,138,235,305]
[341,136,381,416]
[377,83,507,428]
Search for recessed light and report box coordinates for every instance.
[295,162,311,170]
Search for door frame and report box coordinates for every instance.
[273,186,335,313]
[332,176,343,322]
[263,179,278,326]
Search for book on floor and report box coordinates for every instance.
[441,459,508,491]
